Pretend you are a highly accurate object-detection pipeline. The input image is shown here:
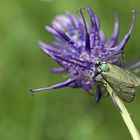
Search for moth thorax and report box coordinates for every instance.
[100,63,110,72]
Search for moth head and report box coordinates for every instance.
[96,61,110,73]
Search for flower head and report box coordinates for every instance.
[30,7,137,102]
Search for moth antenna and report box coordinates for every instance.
[111,92,122,112]
[103,50,124,61]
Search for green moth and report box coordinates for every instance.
[95,61,140,103]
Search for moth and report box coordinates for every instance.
[95,61,140,103]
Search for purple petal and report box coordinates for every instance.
[38,41,61,61]
[46,25,75,46]
[30,78,76,93]
[66,13,84,41]
[45,26,61,39]
[50,67,66,73]
[79,8,91,54]
[53,54,93,70]
[105,15,119,47]
[52,41,80,55]
[86,7,100,46]
[39,41,60,53]
[38,41,70,66]
[106,10,137,51]
[99,30,106,43]
[52,25,82,50]
[86,7,100,32]
[69,81,83,88]
[52,25,72,42]
[53,15,75,36]
[52,41,65,49]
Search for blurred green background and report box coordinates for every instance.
[0,0,140,140]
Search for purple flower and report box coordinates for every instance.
[30,7,137,102]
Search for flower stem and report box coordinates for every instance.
[105,82,140,140]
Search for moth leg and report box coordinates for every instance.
[95,82,110,98]
[95,85,102,102]
[100,82,110,97]
[111,91,122,112]
[103,82,107,87]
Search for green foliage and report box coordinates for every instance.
[0,0,140,139]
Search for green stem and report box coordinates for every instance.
[105,82,140,140]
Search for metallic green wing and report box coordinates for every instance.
[123,69,140,86]
[100,63,140,103]
[105,80,135,102]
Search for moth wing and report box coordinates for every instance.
[124,69,140,87]
[103,63,140,87]
[108,63,140,86]
[101,63,136,103]
[112,81,135,103]
[117,91,135,103]
[106,79,135,103]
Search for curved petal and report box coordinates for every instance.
[79,8,91,54]
[66,13,84,41]
[39,41,61,56]
[86,7,100,32]
[105,15,119,47]
[30,78,76,94]
[99,29,106,43]
[106,10,137,51]
[53,15,75,36]
[50,67,66,73]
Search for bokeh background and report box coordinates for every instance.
[0,0,140,140]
